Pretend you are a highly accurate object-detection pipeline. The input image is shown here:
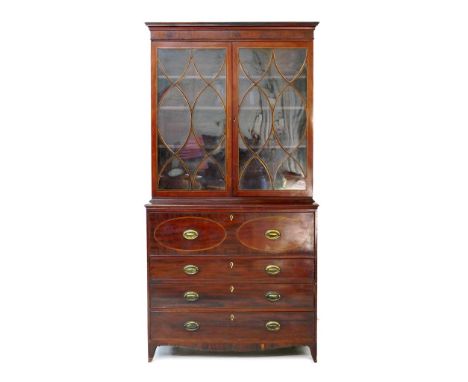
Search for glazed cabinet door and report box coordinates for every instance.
[152,42,231,195]
[233,42,313,196]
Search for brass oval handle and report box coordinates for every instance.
[184,291,199,302]
[265,321,281,331]
[183,264,199,275]
[184,321,199,331]
[265,229,281,240]
[183,229,199,240]
[265,291,281,302]
[265,264,281,275]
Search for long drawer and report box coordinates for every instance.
[149,257,315,284]
[150,311,315,345]
[150,283,315,310]
[147,212,315,256]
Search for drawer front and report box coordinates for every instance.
[236,215,310,253]
[148,212,314,256]
[150,283,315,310]
[153,216,227,252]
[149,257,315,284]
[150,311,315,344]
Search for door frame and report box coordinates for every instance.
[232,41,314,197]
[151,41,232,197]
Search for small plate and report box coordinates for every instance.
[168,168,184,177]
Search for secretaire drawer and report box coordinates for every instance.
[147,212,315,256]
[150,283,315,310]
[150,311,316,344]
[149,257,315,284]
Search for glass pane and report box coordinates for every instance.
[211,65,226,102]
[239,147,252,174]
[238,48,308,191]
[259,63,288,104]
[159,157,190,190]
[157,63,171,100]
[178,63,206,107]
[259,143,286,180]
[157,144,173,173]
[238,87,272,152]
[240,159,271,190]
[294,65,307,100]
[273,87,307,152]
[178,134,205,172]
[239,49,272,80]
[193,157,225,191]
[274,49,307,81]
[158,87,190,151]
[193,87,225,153]
[238,65,251,101]
[157,48,226,191]
[158,49,190,86]
[193,49,225,80]
[274,158,306,190]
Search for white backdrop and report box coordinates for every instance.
[1,1,468,381]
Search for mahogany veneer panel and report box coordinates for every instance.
[147,212,315,256]
[149,257,315,284]
[150,312,316,344]
[146,22,318,41]
[150,283,315,311]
